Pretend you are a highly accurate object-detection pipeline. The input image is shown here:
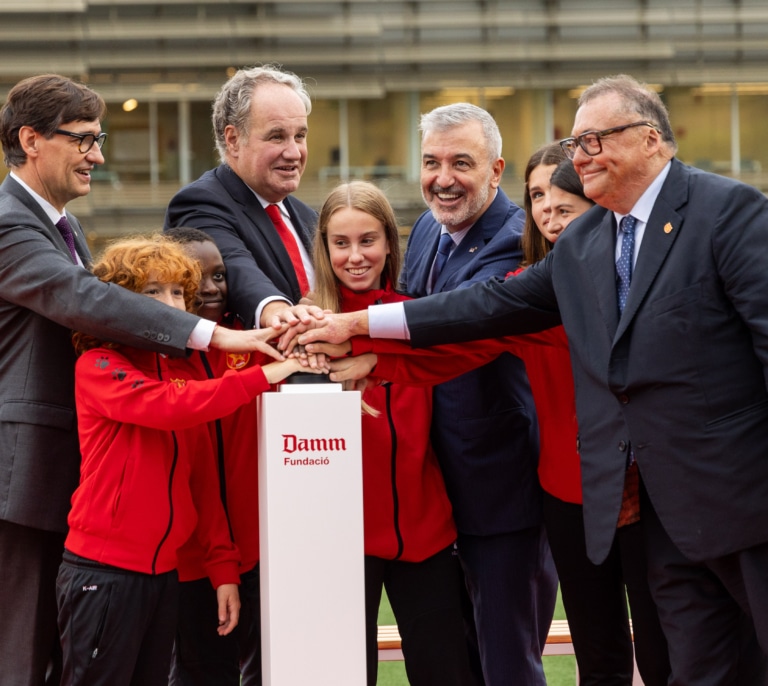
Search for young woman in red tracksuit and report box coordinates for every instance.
[57,235,311,686]
[164,226,266,686]
[311,181,474,686]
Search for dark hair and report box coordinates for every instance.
[521,142,567,267]
[579,74,677,152]
[0,74,106,168]
[164,226,215,245]
[549,159,587,200]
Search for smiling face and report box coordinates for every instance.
[185,240,228,322]
[18,119,105,211]
[543,186,594,243]
[326,207,391,292]
[571,92,662,214]
[527,162,558,236]
[420,120,504,232]
[224,82,308,203]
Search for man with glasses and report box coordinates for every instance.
[0,73,282,686]
[299,74,768,683]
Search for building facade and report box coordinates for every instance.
[1,0,767,245]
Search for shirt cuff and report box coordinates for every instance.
[368,302,410,340]
[255,296,293,329]
[187,318,217,350]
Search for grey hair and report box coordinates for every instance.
[419,102,502,160]
[579,74,677,152]
[211,64,312,163]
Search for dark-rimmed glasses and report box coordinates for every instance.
[54,128,108,153]
[559,121,659,160]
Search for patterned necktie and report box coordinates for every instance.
[56,215,78,263]
[616,215,637,313]
[265,204,310,297]
[430,232,454,291]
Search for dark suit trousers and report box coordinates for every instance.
[642,484,768,685]
[0,519,64,686]
[364,546,476,686]
[543,492,670,686]
[458,525,557,686]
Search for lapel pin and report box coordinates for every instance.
[663,222,673,234]
[469,246,478,253]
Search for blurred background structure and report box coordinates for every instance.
[1,0,768,248]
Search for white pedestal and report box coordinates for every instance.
[258,382,366,685]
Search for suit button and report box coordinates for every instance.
[618,441,627,452]
[618,394,629,404]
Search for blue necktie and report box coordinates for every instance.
[616,215,636,313]
[430,232,454,291]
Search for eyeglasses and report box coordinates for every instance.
[559,121,659,160]
[54,128,108,153]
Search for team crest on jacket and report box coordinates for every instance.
[169,378,187,389]
[227,352,250,370]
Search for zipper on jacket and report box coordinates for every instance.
[152,353,177,575]
[384,384,404,560]
[199,351,234,542]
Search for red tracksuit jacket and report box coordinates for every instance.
[341,284,456,562]
[169,331,267,582]
[67,345,270,588]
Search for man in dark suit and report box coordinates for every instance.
[165,64,318,330]
[0,74,279,686]
[164,65,320,686]
[300,74,768,683]
[399,103,555,685]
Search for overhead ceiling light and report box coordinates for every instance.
[122,98,139,112]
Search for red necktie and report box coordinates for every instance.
[265,204,310,297]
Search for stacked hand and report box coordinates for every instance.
[254,303,375,385]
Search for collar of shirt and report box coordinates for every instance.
[254,190,288,221]
[10,171,64,227]
[613,160,672,265]
[440,223,472,249]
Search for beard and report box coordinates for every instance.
[423,178,491,230]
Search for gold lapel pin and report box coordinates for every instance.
[469,246,478,253]
[663,222,673,234]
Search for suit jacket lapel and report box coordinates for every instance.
[585,210,621,336]
[2,176,91,265]
[615,160,687,341]
[406,219,440,295]
[66,212,92,267]
[216,164,299,287]
[284,196,314,254]
[434,222,482,291]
